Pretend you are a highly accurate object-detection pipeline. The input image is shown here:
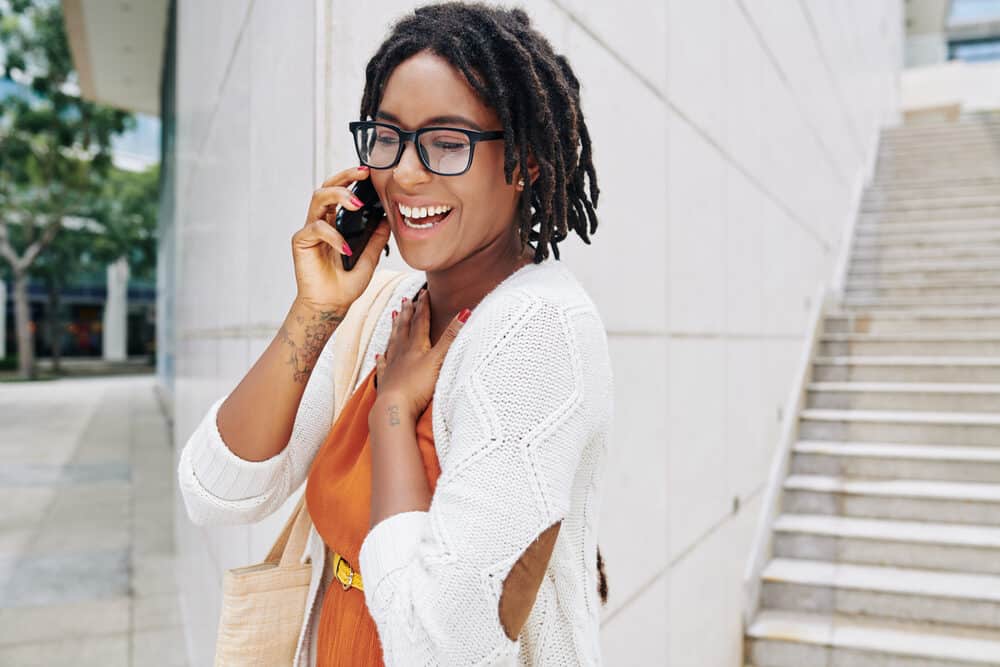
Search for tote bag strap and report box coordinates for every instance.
[331,269,412,415]
[266,493,309,566]
[267,268,415,568]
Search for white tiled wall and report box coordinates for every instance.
[171,1,902,665]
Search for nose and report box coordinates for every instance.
[393,139,431,188]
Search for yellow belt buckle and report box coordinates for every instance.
[332,551,364,592]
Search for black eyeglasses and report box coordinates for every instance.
[349,121,504,176]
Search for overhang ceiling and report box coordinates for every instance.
[62,0,169,116]
[906,0,953,34]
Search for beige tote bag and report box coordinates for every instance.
[213,268,412,667]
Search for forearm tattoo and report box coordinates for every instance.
[278,309,344,383]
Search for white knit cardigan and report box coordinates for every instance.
[177,260,614,666]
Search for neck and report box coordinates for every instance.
[422,230,537,347]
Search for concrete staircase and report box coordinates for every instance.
[745,116,1000,666]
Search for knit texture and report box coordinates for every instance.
[177,260,614,666]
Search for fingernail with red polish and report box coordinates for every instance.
[358,165,369,171]
[341,242,352,256]
[458,308,471,323]
[350,196,363,207]
[392,310,398,320]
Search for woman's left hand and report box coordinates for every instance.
[373,288,470,420]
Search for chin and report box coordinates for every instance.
[391,239,445,273]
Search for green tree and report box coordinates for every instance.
[0,0,133,379]
[30,164,159,372]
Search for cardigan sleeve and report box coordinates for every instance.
[176,326,339,527]
[358,295,605,665]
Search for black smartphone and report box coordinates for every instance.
[334,177,389,270]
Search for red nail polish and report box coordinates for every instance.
[458,308,471,323]
[342,242,353,256]
[358,165,369,171]
[392,310,398,320]
[350,196,363,207]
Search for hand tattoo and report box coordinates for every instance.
[278,309,344,383]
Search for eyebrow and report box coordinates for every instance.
[375,110,484,131]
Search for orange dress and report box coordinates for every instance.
[305,365,442,666]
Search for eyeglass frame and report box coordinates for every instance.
[348,120,505,176]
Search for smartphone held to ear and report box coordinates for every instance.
[335,177,390,270]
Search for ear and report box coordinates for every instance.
[516,151,540,188]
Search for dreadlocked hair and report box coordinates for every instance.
[360,1,608,606]
[359,1,601,264]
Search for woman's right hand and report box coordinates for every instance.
[292,165,392,313]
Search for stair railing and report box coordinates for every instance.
[741,281,831,628]
[742,167,872,628]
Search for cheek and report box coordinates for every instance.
[370,173,390,202]
[461,165,516,214]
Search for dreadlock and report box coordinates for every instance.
[360,1,608,606]
[359,1,601,264]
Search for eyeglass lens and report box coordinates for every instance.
[354,125,473,175]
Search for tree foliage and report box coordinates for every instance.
[0,0,142,378]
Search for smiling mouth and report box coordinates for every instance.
[396,201,454,229]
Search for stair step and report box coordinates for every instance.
[846,283,1000,300]
[785,474,1000,502]
[875,169,1000,180]
[809,381,1000,394]
[841,295,1000,310]
[851,246,1000,261]
[883,134,1000,146]
[783,474,1000,526]
[791,440,1000,483]
[861,197,1000,214]
[747,609,1000,666]
[848,277,1000,289]
[868,174,1000,189]
[798,409,1000,447]
[819,333,1000,357]
[801,408,1000,426]
[763,557,1000,601]
[761,557,1000,629]
[849,258,1000,276]
[854,230,1000,247]
[884,124,1000,139]
[856,219,1000,236]
[773,513,1000,574]
[861,181,1000,198]
[826,313,1000,335]
[846,282,1000,294]
[828,307,1000,319]
[879,150,1000,160]
[859,211,1000,225]
[867,180,1000,194]
[794,440,1000,463]
[806,381,1000,413]
[873,171,1000,183]
[813,356,1000,383]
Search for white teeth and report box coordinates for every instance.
[397,203,452,219]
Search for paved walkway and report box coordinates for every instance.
[0,375,188,666]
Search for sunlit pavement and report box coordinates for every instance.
[0,375,188,666]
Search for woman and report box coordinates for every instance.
[177,2,613,665]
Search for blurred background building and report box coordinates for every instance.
[48,0,1000,665]
[0,52,160,366]
[903,0,1000,119]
